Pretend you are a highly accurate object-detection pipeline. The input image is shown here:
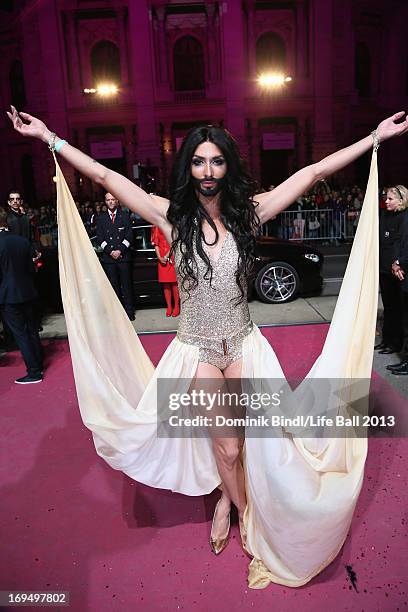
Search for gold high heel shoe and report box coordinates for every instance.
[239,516,248,553]
[210,500,231,555]
[239,508,250,555]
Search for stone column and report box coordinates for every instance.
[382,9,406,109]
[222,0,247,155]
[206,2,217,83]
[66,11,82,96]
[116,8,129,87]
[295,0,307,94]
[246,0,256,97]
[37,0,75,195]
[247,1,256,74]
[128,1,159,167]
[340,0,355,97]
[19,13,49,199]
[311,0,336,161]
[156,7,169,84]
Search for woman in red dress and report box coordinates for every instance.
[151,226,180,317]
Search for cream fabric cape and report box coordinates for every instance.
[55,149,378,588]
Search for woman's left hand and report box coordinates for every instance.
[377,111,408,142]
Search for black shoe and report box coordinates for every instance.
[15,374,43,385]
[128,314,135,321]
[374,342,387,350]
[378,347,400,354]
[386,360,408,372]
[391,363,408,375]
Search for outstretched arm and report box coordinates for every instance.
[7,106,171,232]
[255,112,408,224]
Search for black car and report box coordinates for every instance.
[39,225,323,312]
[129,225,323,306]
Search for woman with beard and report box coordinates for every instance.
[7,105,408,587]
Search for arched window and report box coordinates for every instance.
[9,60,26,108]
[355,42,371,97]
[91,40,121,84]
[173,36,205,91]
[256,32,287,74]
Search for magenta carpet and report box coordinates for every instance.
[1,324,407,612]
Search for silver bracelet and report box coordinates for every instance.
[370,129,380,152]
[48,132,57,151]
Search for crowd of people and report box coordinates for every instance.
[267,181,382,241]
[3,181,378,247]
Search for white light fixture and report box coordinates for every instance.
[258,73,292,89]
[83,84,118,96]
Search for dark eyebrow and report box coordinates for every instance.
[192,155,225,160]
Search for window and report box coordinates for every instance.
[91,40,120,84]
[9,60,26,108]
[173,36,205,91]
[355,42,371,97]
[256,32,287,74]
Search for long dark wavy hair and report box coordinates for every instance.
[167,125,260,302]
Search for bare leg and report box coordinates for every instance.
[220,358,246,525]
[193,360,246,541]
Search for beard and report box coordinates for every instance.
[192,177,225,197]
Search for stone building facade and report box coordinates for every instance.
[0,0,407,202]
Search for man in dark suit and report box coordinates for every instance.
[96,192,135,320]
[0,208,43,383]
[7,191,32,240]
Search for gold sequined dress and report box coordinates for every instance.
[54,146,379,589]
[176,231,253,369]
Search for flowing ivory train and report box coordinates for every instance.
[55,148,378,588]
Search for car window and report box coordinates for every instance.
[133,225,155,251]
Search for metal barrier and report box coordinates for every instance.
[263,208,361,241]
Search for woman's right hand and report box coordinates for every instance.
[6,105,51,143]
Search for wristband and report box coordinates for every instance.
[55,139,67,153]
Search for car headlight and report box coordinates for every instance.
[303,253,320,263]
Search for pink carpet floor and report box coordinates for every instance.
[0,324,407,612]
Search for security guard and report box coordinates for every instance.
[96,192,135,320]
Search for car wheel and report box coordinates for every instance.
[254,261,300,304]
